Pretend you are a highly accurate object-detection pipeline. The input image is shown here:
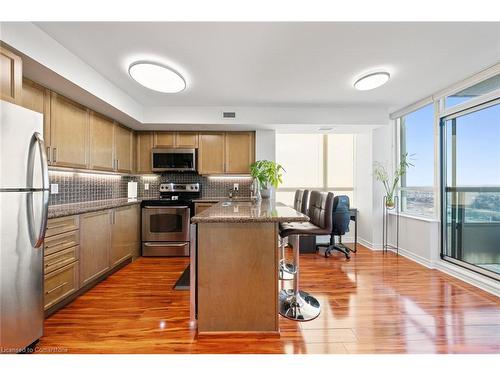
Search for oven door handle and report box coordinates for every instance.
[143,242,187,247]
[143,206,189,209]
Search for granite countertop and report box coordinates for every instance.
[48,198,143,219]
[191,199,309,223]
[192,197,253,203]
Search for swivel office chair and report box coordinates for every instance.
[323,195,352,259]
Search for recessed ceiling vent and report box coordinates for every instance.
[223,111,236,119]
[318,127,333,132]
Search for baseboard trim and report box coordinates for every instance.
[381,244,499,297]
[386,243,433,269]
[357,237,382,251]
[433,260,500,297]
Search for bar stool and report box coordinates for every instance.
[279,190,310,281]
[278,191,334,321]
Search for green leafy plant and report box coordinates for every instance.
[250,160,285,189]
[373,153,414,208]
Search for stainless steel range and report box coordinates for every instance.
[141,182,200,256]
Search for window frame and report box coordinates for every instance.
[439,97,500,281]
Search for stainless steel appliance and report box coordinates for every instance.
[0,100,49,352]
[141,183,200,256]
[151,148,196,172]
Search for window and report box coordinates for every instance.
[399,103,435,216]
[275,133,355,206]
[441,100,500,280]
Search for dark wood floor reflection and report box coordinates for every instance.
[38,246,500,354]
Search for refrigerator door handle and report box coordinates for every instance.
[26,132,50,248]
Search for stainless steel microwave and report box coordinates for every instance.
[151,148,196,172]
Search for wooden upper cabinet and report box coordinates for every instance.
[115,125,133,173]
[21,78,44,113]
[80,211,111,287]
[199,132,225,175]
[136,132,153,174]
[154,132,175,147]
[176,132,199,148]
[154,131,199,148]
[225,132,255,174]
[50,92,89,169]
[0,44,22,105]
[110,205,139,267]
[22,78,51,150]
[90,112,115,172]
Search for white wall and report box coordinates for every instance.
[255,130,276,162]
[354,124,393,249]
[354,131,374,247]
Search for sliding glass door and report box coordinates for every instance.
[441,100,500,280]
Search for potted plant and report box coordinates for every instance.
[250,160,285,199]
[373,153,413,209]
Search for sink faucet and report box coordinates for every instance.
[228,188,233,199]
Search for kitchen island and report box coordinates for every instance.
[191,199,309,334]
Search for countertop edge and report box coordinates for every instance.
[191,217,309,224]
[48,199,142,219]
[191,200,310,224]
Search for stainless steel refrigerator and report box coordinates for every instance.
[0,100,49,353]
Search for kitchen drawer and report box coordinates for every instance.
[44,230,80,256]
[44,261,79,310]
[44,245,79,274]
[46,215,80,237]
[142,242,189,257]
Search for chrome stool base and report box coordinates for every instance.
[279,259,296,280]
[279,289,321,321]
[279,267,294,280]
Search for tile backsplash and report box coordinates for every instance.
[48,170,252,205]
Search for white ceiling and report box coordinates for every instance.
[35,22,500,112]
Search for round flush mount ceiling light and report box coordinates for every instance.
[128,61,186,93]
[354,71,390,91]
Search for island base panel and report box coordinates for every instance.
[197,222,279,333]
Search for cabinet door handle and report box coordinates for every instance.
[116,159,119,170]
[45,282,68,295]
[52,148,57,163]
[47,147,51,163]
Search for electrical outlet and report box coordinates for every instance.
[144,183,149,191]
[50,183,59,194]
[233,183,239,191]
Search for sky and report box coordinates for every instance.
[404,101,500,187]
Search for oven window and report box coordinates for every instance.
[153,153,194,169]
[149,213,183,233]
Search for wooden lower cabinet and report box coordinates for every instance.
[44,206,140,315]
[79,211,111,287]
[44,262,79,310]
[110,205,140,266]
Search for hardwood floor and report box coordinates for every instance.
[37,245,500,354]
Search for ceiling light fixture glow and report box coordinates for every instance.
[128,61,186,93]
[354,72,390,91]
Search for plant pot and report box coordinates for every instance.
[260,186,273,199]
